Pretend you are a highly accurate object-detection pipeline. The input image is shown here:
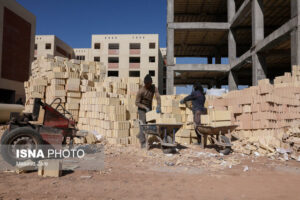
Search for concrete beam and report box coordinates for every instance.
[168,22,229,30]
[231,50,252,70]
[173,64,230,72]
[231,18,297,71]
[231,0,251,27]
[256,17,297,52]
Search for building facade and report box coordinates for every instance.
[75,34,164,93]
[166,0,295,94]
[0,0,36,103]
[34,35,74,60]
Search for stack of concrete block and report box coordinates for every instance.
[77,77,141,145]
[24,56,106,121]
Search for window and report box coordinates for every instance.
[34,44,37,50]
[94,56,100,62]
[94,43,101,49]
[129,71,140,77]
[130,43,141,49]
[149,70,155,76]
[149,43,156,49]
[129,57,140,63]
[149,56,155,63]
[108,71,119,77]
[45,43,51,49]
[109,43,119,49]
[108,57,119,63]
[76,55,85,61]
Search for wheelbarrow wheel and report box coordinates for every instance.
[217,135,231,155]
[162,135,175,154]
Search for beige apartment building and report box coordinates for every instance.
[0,0,36,103]
[74,34,164,93]
[34,35,74,60]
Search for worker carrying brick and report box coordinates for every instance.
[136,74,161,148]
[180,83,206,143]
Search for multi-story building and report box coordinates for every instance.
[0,0,36,103]
[34,35,74,60]
[166,0,295,94]
[74,48,92,61]
[75,34,164,93]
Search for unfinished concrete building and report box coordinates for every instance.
[166,0,296,94]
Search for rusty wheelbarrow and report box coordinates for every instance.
[195,125,238,155]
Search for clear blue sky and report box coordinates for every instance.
[17,0,167,48]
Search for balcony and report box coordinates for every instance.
[130,49,140,55]
[129,63,140,69]
[108,63,119,69]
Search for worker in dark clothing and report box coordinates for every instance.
[180,83,206,143]
[136,74,161,148]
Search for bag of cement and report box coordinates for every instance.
[206,88,227,97]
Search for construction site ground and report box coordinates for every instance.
[0,128,300,200]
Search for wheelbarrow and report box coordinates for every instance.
[140,123,183,153]
[195,125,238,155]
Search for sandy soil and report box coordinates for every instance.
[0,127,300,200]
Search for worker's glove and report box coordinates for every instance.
[145,107,150,112]
[180,99,185,104]
[156,106,161,113]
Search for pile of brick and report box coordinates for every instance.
[77,77,141,145]
[24,55,106,121]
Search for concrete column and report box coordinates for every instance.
[291,0,300,66]
[252,0,264,45]
[166,67,174,95]
[207,57,213,64]
[252,53,267,85]
[228,70,238,91]
[227,0,235,23]
[227,0,238,90]
[252,0,266,86]
[167,0,174,66]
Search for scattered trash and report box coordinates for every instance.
[283,153,289,161]
[165,161,175,166]
[243,166,249,172]
[165,154,173,157]
[80,175,92,179]
[254,152,260,157]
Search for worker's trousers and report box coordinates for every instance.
[138,109,147,144]
[194,109,207,143]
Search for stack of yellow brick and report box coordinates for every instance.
[77,77,141,145]
[24,55,106,121]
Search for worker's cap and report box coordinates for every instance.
[144,74,153,84]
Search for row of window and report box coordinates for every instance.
[94,42,156,50]
[107,70,155,77]
[35,43,52,50]
[75,56,156,63]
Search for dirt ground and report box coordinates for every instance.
[0,126,300,200]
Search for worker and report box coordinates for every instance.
[180,83,206,143]
[136,74,161,148]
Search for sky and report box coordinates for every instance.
[17,0,167,48]
[16,0,230,94]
